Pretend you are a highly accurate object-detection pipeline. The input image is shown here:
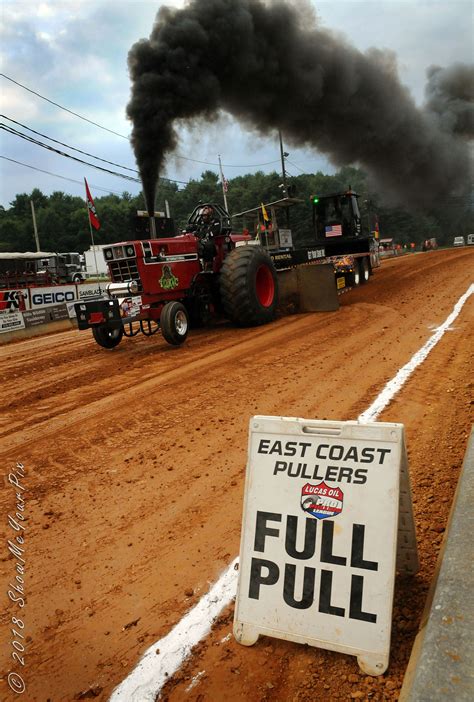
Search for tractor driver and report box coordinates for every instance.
[198,205,220,235]
[196,205,218,265]
[201,205,214,223]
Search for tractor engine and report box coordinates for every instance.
[102,235,201,305]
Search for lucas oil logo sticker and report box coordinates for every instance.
[159,265,179,290]
[301,482,344,520]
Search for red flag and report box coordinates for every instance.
[84,178,100,230]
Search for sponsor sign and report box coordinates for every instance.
[301,482,344,519]
[234,417,418,676]
[308,249,325,261]
[66,302,78,319]
[23,308,51,327]
[0,310,25,333]
[29,285,76,309]
[23,304,73,326]
[77,283,107,300]
[279,228,293,248]
[120,296,142,318]
[50,304,70,322]
[0,289,29,312]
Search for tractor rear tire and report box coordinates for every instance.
[219,246,278,326]
[92,325,123,349]
[161,301,189,345]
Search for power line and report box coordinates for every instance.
[286,159,307,174]
[178,155,282,168]
[1,73,129,139]
[2,115,138,173]
[1,124,189,186]
[1,73,284,169]
[0,156,129,195]
[2,124,140,182]
[283,165,297,178]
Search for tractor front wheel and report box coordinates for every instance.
[219,246,278,326]
[161,301,189,345]
[92,325,123,349]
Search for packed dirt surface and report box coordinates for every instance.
[1,248,473,702]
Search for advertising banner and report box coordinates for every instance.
[0,289,29,312]
[120,296,142,318]
[0,309,25,333]
[234,417,418,676]
[23,304,72,327]
[23,308,51,327]
[29,286,77,309]
[76,283,107,300]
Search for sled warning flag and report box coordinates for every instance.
[261,203,269,222]
[85,178,100,230]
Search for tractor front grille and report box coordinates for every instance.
[109,258,143,292]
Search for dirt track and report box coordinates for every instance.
[1,248,473,702]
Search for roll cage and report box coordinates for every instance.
[185,202,232,237]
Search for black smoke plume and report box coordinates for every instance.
[127,0,472,214]
[424,63,474,139]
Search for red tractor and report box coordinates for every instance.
[75,203,279,349]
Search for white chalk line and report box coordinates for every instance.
[109,283,473,701]
[109,558,239,701]
[358,283,473,423]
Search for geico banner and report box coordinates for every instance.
[234,417,418,676]
[0,309,25,333]
[30,286,77,308]
[0,289,30,312]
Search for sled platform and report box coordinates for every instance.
[278,263,339,313]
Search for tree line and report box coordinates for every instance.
[0,166,471,253]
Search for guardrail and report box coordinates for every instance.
[0,282,108,342]
[400,426,474,701]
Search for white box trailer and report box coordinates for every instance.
[84,245,109,276]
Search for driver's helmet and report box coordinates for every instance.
[200,205,214,223]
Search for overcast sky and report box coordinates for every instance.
[1,0,472,209]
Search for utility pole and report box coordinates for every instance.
[30,200,40,251]
[278,130,288,196]
[218,154,229,212]
[279,131,291,226]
